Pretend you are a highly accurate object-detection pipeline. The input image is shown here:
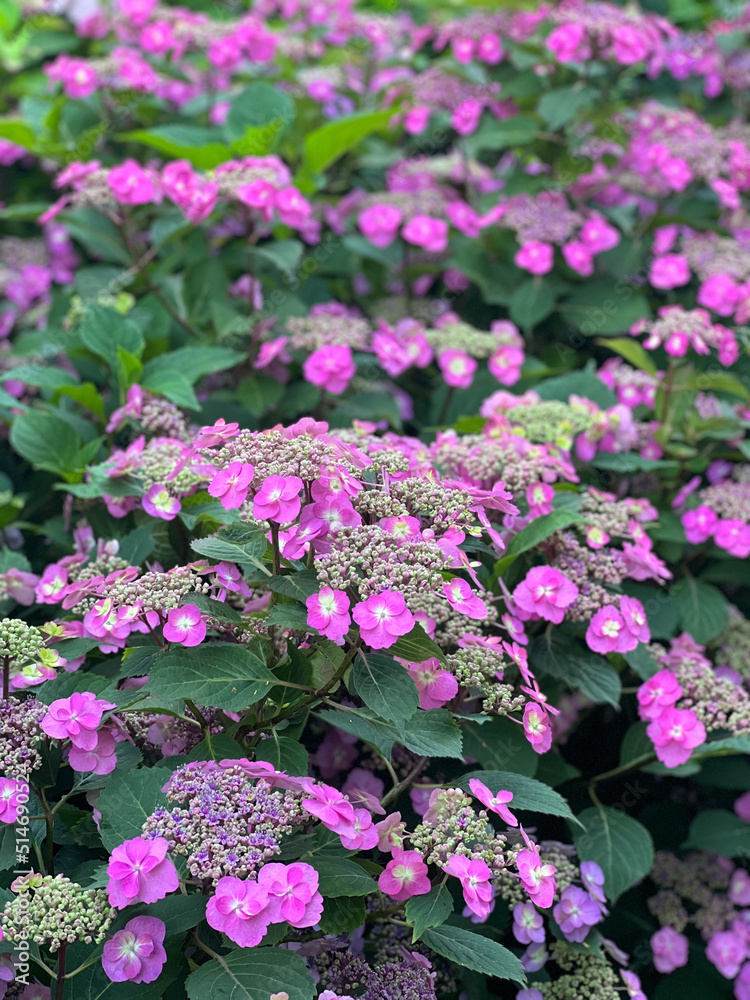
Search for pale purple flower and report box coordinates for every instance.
[102,916,167,984]
[651,925,689,974]
[163,604,206,647]
[512,901,545,945]
[553,885,602,942]
[142,484,181,521]
[706,929,746,979]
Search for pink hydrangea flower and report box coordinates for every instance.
[553,886,601,942]
[206,876,272,948]
[68,728,118,775]
[41,692,115,750]
[514,241,554,275]
[468,778,518,827]
[338,808,380,851]
[444,854,493,921]
[620,596,650,645]
[378,850,431,901]
[401,215,449,253]
[637,669,682,721]
[142,484,181,521]
[714,519,750,558]
[523,702,553,754]
[735,791,750,823]
[352,590,415,649]
[306,587,351,644]
[207,462,254,509]
[443,578,488,620]
[106,837,179,909]
[562,241,593,276]
[237,178,276,220]
[646,707,706,768]
[303,345,356,395]
[257,862,323,928]
[406,659,458,710]
[163,604,206,647]
[706,929,746,979]
[649,254,690,289]
[437,349,477,389]
[253,475,303,524]
[733,868,750,906]
[516,845,557,908]
[0,778,28,824]
[358,204,403,247]
[651,926,689,974]
[513,567,579,624]
[546,22,589,62]
[301,782,356,833]
[108,160,159,206]
[586,605,636,654]
[102,916,167,984]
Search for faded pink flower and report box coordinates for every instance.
[406,659,458,710]
[108,160,159,206]
[358,204,403,248]
[651,926,689,974]
[437,349,477,389]
[41,692,115,750]
[401,215,449,253]
[443,578,488,620]
[352,591,415,649]
[706,929,746,979]
[523,702,552,754]
[102,916,167,984]
[514,241,553,275]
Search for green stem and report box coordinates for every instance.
[381,755,428,809]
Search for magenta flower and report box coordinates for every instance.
[651,926,689,974]
[523,702,552,754]
[106,836,179,909]
[731,868,750,906]
[646,707,706,768]
[102,916,167,984]
[142,484,181,521]
[637,669,682,721]
[375,812,407,853]
[257,862,323,929]
[514,241,553,275]
[682,505,718,544]
[649,254,690,289]
[163,604,206,647]
[401,215,449,253]
[68,727,118,775]
[303,345,356,395]
[553,885,601,942]
[468,778,518,827]
[444,854,493,921]
[512,901,545,945]
[437,349,478,389]
[41,692,115,750]
[586,605,635,654]
[516,846,557,908]
[513,567,579,624]
[358,204,403,248]
[714,518,750,558]
[443,579,488,620]
[207,462,254,510]
[253,475,303,524]
[406,659,458,710]
[620,596,650,645]
[206,876,272,948]
[306,587,351,644]
[0,778,27,824]
[108,160,159,206]
[378,850,431,902]
[301,782,356,833]
[736,790,750,822]
[352,590,415,649]
[338,808,380,851]
[707,929,746,979]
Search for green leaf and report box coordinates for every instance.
[191,525,269,574]
[311,856,376,897]
[301,109,394,177]
[10,410,82,474]
[3,364,79,388]
[268,571,320,603]
[535,366,617,409]
[186,948,315,1000]
[561,282,651,336]
[396,709,463,759]
[187,594,244,623]
[225,82,295,145]
[78,304,144,369]
[623,643,660,681]
[142,346,244,387]
[530,632,622,708]
[509,279,556,329]
[684,809,750,856]
[406,882,454,941]
[255,735,309,776]
[538,84,598,131]
[456,771,576,820]
[317,707,395,760]
[573,806,654,902]
[319,895,366,935]
[139,370,197,409]
[598,337,658,376]
[118,125,230,168]
[187,733,245,763]
[391,623,447,664]
[147,643,279,711]
[462,716,538,777]
[421,925,526,984]
[128,894,207,938]
[353,651,419,724]
[463,115,538,155]
[265,602,312,630]
[97,768,167,852]
[670,579,728,643]
[504,509,584,558]
[684,370,749,400]
[118,524,154,566]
